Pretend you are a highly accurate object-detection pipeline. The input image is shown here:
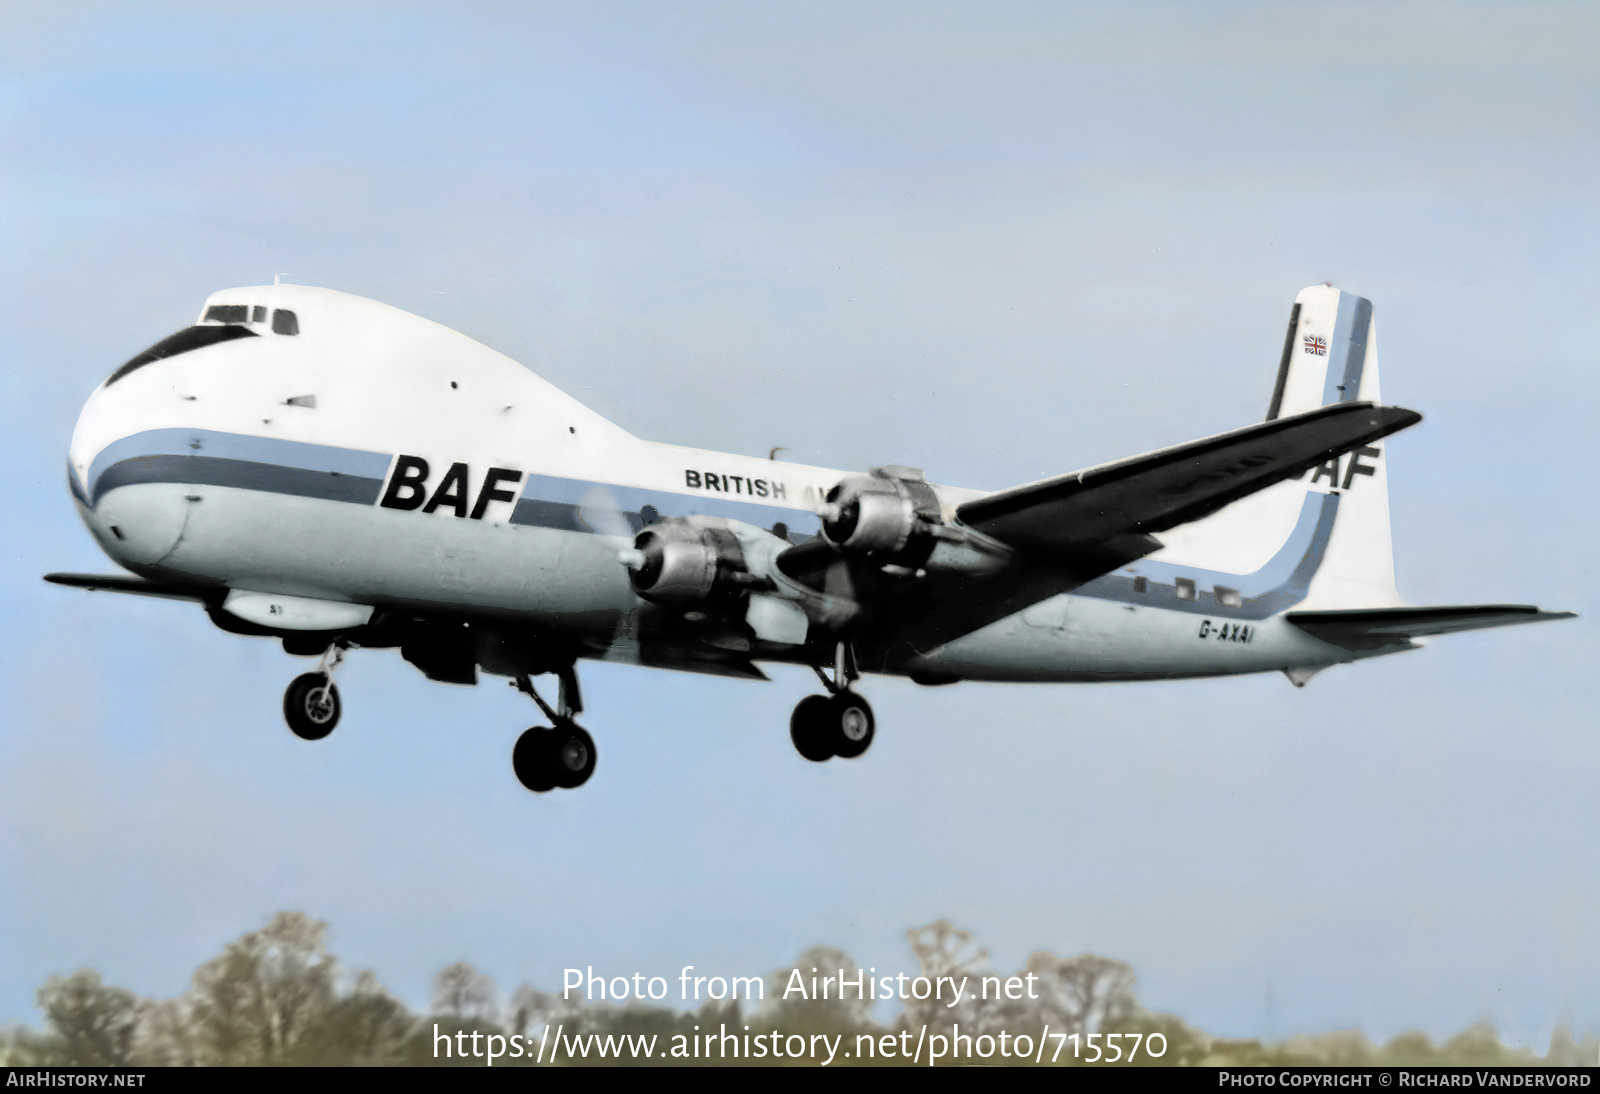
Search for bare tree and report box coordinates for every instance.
[301,970,417,1065]
[904,921,990,1033]
[186,911,338,1064]
[431,962,499,1025]
[759,946,876,1034]
[907,921,989,979]
[129,997,198,1067]
[508,983,560,1037]
[1025,952,1137,1037]
[35,970,138,1065]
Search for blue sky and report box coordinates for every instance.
[1,1,1596,1047]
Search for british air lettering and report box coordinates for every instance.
[49,282,1572,793]
[685,469,787,499]
[379,455,525,520]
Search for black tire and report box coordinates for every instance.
[828,691,875,758]
[513,727,558,792]
[790,694,835,762]
[551,724,596,789]
[284,673,340,740]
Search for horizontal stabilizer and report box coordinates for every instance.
[44,572,207,601]
[1287,604,1576,651]
[956,402,1420,556]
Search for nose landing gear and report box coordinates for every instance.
[790,642,876,762]
[511,669,596,792]
[284,644,345,740]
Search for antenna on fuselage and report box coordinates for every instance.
[768,446,787,461]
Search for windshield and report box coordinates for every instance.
[204,304,250,324]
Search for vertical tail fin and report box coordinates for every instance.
[1269,285,1376,420]
[1271,285,1401,608]
[1148,285,1402,611]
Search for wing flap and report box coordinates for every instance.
[956,402,1420,554]
[1287,604,1576,651]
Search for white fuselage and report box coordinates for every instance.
[69,285,1357,685]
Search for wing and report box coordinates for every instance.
[44,572,208,601]
[784,402,1422,658]
[956,401,1420,554]
[1286,604,1576,651]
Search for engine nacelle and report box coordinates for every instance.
[818,465,1013,577]
[819,466,943,567]
[620,517,770,606]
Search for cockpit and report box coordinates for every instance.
[104,303,300,387]
[202,304,299,335]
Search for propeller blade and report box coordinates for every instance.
[578,485,635,541]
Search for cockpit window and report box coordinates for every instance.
[104,325,259,387]
[202,303,297,334]
[204,304,250,324]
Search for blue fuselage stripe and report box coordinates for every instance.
[82,430,1335,617]
[94,454,386,506]
[87,428,391,504]
[1072,491,1339,619]
[84,431,823,539]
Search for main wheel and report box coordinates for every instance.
[790,694,835,762]
[551,724,596,789]
[513,727,558,792]
[284,673,340,740]
[513,724,597,791]
[828,691,875,759]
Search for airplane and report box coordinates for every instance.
[47,283,1574,792]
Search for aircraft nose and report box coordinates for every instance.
[80,471,193,566]
[70,381,193,568]
[68,330,203,565]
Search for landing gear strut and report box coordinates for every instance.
[790,642,875,762]
[511,669,596,792]
[284,644,345,740]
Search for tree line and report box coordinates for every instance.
[2,912,1592,1066]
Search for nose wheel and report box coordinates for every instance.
[284,674,340,739]
[283,644,346,740]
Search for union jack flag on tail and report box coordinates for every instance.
[1303,335,1327,356]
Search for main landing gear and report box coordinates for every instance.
[284,644,345,740]
[511,669,596,792]
[790,643,875,763]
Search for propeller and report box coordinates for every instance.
[571,484,653,575]
[577,485,635,540]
